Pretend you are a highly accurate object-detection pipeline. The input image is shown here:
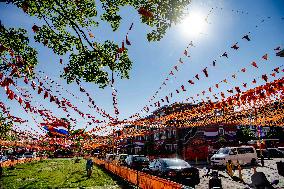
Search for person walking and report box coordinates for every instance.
[86,157,93,178]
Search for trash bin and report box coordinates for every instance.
[276,161,284,176]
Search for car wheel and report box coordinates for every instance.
[251,158,257,166]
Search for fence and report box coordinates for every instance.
[0,157,47,168]
[93,158,183,189]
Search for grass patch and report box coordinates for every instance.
[0,158,122,189]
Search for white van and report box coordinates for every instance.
[210,146,258,166]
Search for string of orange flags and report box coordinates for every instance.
[1,56,106,135]
[144,46,282,113]
[130,7,283,119]
[0,76,45,135]
[125,77,284,132]
[37,70,112,122]
[183,52,280,104]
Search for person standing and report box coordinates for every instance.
[86,157,93,178]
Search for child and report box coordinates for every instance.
[86,157,93,178]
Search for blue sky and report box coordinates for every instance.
[0,0,284,135]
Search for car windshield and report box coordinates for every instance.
[133,156,149,162]
[217,148,230,154]
[163,159,190,167]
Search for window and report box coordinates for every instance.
[173,144,177,150]
[172,130,177,137]
[166,144,172,151]
[238,147,254,154]
[219,128,224,135]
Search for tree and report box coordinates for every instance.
[267,126,284,141]
[0,112,13,140]
[0,0,191,87]
[236,126,256,144]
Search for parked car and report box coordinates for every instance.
[144,158,200,187]
[0,155,8,163]
[278,147,284,153]
[114,154,128,165]
[267,148,284,158]
[210,146,258,166]
[23,152,36,159]
[105,154,116,162]
[16,154,26,160]
[125,155,149,170]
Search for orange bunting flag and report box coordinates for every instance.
[44,91,48,99]
[227,89,233,93]
[181,85,186,91]
[203,68,208,77]
[242,33,251,41]
[262,74,268,82]
[165,96,169,103]
[174,65,178,71]
[216,84,219,88]
[221,92,225,98]
[169,71,174,75]
[221,52,228,58]
[209,87,212,92]
[195,74,199,80]
[231,43,239,50]
[138,7,153,18]
[89,32,94,38]
[188,80,194,85]
[202,91,205,95]
[241,68,246,72]
[32,25,39,32]
[243,83,247,88]
[251,61,258,68]
[223,79,227,83]
[262,54,268,60]
[274,67,279,73]
[271,73,276,77]
[235,87,241,93]
[126,36,131,45]
[252,79,257,84]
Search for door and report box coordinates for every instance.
[229,148,238,165]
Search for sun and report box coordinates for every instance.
[179,11,207,37]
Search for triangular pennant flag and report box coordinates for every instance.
[262,74,268,82]
[221,52,228,58]
[195,74,199,80]
[126,35,131,45]
[262,54,268,60]
[242,33,251,41]
[188,80,194,85]
[231,43,239,50]
[203,68,208,77]
[251,61,258,68]
[252,79,257,84]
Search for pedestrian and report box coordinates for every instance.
[86,156,93,178]
[261,154,264,167]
